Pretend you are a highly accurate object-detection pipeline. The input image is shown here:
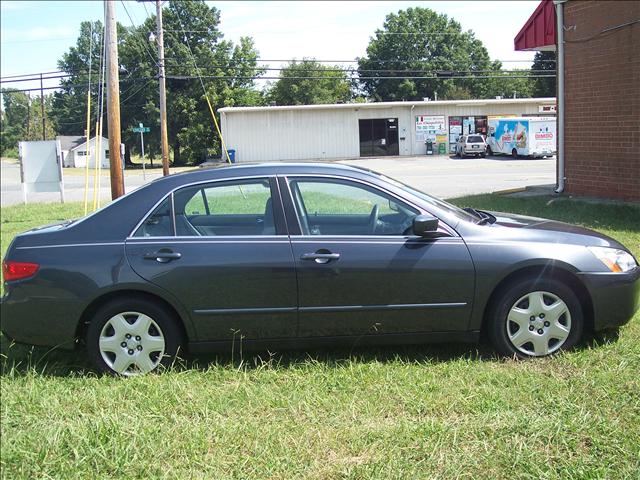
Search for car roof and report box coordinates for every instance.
[154,161,378,185]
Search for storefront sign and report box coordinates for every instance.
[416,115,445,142]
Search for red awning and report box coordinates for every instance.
[514,0,557,51]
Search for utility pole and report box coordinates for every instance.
[39,73,46,140]
[155,0,170,176]
[105,0,124,199]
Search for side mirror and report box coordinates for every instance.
[412,214,439,236]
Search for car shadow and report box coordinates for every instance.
[0,333,498,378]
[448,154,554,162]
[1,330,622,378]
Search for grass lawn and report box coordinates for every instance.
[1,194,639,479]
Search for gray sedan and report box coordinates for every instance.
[2,163,638,375]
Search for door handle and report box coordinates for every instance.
[143,250,182,263]
[300,252,340,264]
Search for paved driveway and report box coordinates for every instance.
[1,155,555,206]
[340,155,556,199]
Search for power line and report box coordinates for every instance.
[1,66,556,85]
[120,0,159,67]
[0,58,557,82]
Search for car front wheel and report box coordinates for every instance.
[86,297,183,376]
[488,278,583,358]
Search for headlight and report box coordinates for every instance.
[588,247,638,273]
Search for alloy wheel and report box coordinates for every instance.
[98,311,166,376]
[506,291,571,356]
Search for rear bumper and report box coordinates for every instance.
[578,268,640,330]
[463,147,486,154]
[0,285,79,349]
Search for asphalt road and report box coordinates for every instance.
[0,155,556,206]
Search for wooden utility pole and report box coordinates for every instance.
[105,0,124,199]
[155,0,170,176]
[39,73,46,140]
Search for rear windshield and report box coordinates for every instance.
[467,135,484,143]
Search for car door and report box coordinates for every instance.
[125,176,298,342]
[281,176,475,338]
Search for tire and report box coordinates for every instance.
[481,152,486,158]
[486,146,493,155]
[487,277,583,358]
[86,297,184,376]
[511,148,518,159]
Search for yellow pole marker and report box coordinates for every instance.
[92,121,100,210]
[83,91,92,215]
[96,117,104,208]
[205,96,231,164]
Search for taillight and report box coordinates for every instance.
[2,260,40,282]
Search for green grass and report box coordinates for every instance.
[1,195,639,479]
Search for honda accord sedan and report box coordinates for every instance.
[2,163,639,375]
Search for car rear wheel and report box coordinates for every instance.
[488,278,583,358]
[86,298,183,376]
[511,148,518,159]
[486,146,493,155]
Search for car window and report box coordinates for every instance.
[290,178,418,236]
[467,135,484,143]
[134,178,277,237]
[133,197,174,237]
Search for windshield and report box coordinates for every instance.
[467,135,484,143]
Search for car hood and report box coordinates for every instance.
[479,211,628,250]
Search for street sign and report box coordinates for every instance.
[132,124,151,179]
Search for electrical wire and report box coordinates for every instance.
[120,0,160,68]
[171,2,232,164]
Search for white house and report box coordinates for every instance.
[58,135,109,168]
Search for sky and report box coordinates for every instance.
[1,0,539,94]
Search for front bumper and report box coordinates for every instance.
[578,267,640,330]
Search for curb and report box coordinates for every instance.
[492,187,527,195]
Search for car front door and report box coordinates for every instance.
[281,176,475,339]
[125,177,298,342]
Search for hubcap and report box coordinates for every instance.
[506,291,571,357]
[98,311,166,376]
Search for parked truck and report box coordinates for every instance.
[486,116,556,158]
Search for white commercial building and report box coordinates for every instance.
[219,97,556,162]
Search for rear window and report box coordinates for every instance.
[467,135,484,143]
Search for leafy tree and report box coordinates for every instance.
[50,21,112,138]
[1,89,55,156]
[480,67,535,100]
[358,7,498,101]
[531,51,556,97]
[267,59,352,105]
[51,1,265,166]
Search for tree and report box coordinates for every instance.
[357,7,498,101]
[531,51,556,97]
[51,1,265,166]
[1,89,55,156]
[50,21,110,137]
[267,59,352,105]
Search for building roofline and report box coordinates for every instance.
[219,97,556,114]
[69,136,109,152]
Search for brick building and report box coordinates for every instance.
[515,0,639,201]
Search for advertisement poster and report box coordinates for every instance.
[494,119,529,153]
[463,117,475,135]
[416,115,445,142]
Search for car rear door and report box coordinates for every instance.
[125,176,298,342]
[280,176,475,339]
